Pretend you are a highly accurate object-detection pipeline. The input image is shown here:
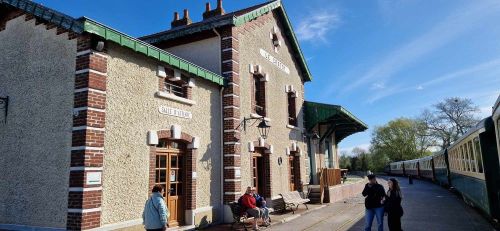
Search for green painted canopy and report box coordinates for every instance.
[304,101,368,143]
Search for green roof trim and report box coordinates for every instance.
[304,101,368,143]
[1,0,83,33]
[81,19,224,86]
[232,0,312,82]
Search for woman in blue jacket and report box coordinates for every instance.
[143,185,170,231]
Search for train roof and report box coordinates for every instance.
[448,117,490,150]
[494,94,500,120]
[432,150,446,157]
[404,159,419,163]
[419,155,433,161]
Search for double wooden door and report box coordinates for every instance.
[155,140,185,227]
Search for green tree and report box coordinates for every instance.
[339,151,352,170]
[419,97,480,149]
[368,148,390,172]
[371,118,432,162]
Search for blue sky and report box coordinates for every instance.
[35,0,500,153]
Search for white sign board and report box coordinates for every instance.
[259,48,290,75]
[159,106,192,119]
[86,172,102,185]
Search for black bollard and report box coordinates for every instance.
[409,175,413,185]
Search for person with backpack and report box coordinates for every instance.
[143,185,170,231]
[385,178,404,231]
[253,189,270,226]
[362,174,386,231]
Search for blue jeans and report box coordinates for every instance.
[365,207,384,231]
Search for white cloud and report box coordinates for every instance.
[340,0,500,95]
[339,143,371,156]
[296,11,341,42]
[371,82,386,90]
[366,58,500,103]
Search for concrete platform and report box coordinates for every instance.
[267,176,497,231]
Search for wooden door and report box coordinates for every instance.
[155,140,185,227]
[252,156,259,193]
[289,155,295,191]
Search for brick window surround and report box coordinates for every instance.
[251,74,266,117]
[287,92,297,126]
[157,70,193,100]
[148,130,197,211]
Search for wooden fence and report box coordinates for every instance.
[319,168,342,187]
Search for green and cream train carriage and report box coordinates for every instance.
[445,117,500,220]
[386,95,500,221]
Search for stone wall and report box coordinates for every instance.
[0,15,76,228]
[237,11,308,199]
[101,43,222,225]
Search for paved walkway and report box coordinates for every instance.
[268,176,496,231]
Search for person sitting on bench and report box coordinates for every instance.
[253,188,270,226]
[240,186,263,230]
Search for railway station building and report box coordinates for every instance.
[0,0,366,230]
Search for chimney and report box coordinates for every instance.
[171,9,192,28]
[203,0,225,20]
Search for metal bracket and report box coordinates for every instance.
[0,96,8,124]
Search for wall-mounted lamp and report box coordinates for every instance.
[237,116,271,140]
[0,96,8,124]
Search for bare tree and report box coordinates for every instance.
[419,97,480,149]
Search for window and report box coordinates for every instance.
[163,79,185,97]
[287,92,297,126]
[252,75,266,116]
[468,141,476,172]
[474,137,484,173]
[158,69,192,100]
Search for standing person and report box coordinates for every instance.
[253,188,270,226]
[385,178,403,231]
[143,185,170,231]
[362,174,386,231]
[240,186,262,230]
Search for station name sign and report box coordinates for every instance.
[260,48,290,75]
[159,106,192,119]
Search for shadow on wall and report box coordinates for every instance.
[288,106,305,142]
[198,89,222,216]
[197,215,211,229]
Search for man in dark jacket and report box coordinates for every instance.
[362,174,386,231]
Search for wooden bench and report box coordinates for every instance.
[279,191,310,214]
[229,201,252,230]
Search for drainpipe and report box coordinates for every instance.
[213,28,225,222]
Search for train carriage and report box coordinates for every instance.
[432,150,450,186]
[493,95,500,165]
[418,156,434,181]
[448,117,500,220]
[404,159,419,178]
[389,161,405,175]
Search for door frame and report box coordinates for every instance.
[251,146,272,198]
[148,129,198,227]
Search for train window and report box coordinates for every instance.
[463,144,470,172]
[460,145,467,171]
[474,137,483,173]
[468,141,476,172]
